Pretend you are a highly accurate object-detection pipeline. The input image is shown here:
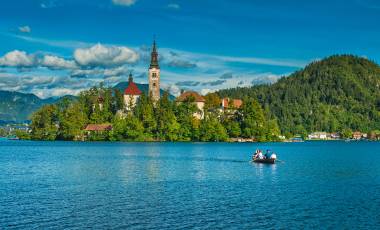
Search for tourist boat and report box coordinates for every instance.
[252,158,276,164]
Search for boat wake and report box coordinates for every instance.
[121,154,248,163]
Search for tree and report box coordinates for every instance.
[199,115,228,141]
[204,93,221,110]
[134,93,157,139]
[341,128,353,139]
[58,102,87,140]
[240,98,266,141]
[113,89,125,113]
[156,92,180,141]
[175,97,198,141]
[111,115,144,141]
[30,105,59,140]
[0,128,7,137]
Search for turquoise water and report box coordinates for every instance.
[0,141,379,229]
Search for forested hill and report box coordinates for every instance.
[0,91,74,122]
[218,55,380,135]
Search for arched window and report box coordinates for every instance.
[153,83,156,87]
[152,73,157,78]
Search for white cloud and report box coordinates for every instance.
[112,0,137,7]
[167,3,180,9]
[18,26,31,33]
[41,55,77,70]
[74,43,139,67]
[0,50,35,67]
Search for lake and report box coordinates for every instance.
[0,140,379,229]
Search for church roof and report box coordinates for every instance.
[124,74,142,95]
[149,39,160,69]
[176,91,205,102]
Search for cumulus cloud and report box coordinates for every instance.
[18,26,31,33]
[167,3,180,9]
[74,43,139,67]
[0,50,78,70]
[112,0,137,6]
[41,55,77,70]
[0,50,36,67]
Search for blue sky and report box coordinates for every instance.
[0,0,379,98]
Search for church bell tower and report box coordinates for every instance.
[148,39,160,101]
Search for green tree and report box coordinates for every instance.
[199,115,228,141]
[341,128,353,139]
[135,93,157,139]
[111,115,144,141]
[58,102,88,140]
[30,105,59,140]
[240,98,266,141]
[156,92,180,141]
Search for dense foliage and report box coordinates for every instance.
[218,55,380,136]
[29,87,280,142]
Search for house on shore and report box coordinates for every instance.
[308,132,327,140]
[176,91,206,119]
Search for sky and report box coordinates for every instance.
[0,0,379,98]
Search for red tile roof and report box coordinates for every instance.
[221,98,243,109]
[124,81,142,95]
[176,91,205,102]
[84,124,113,131]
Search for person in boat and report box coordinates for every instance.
[252,149,259,160]
[270,152,277,160]
[257,150,264,159]
[264,150,271,159]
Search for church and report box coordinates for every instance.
[123,39,207,118]
[123,40,160,110]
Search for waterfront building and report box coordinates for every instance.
[308,132,327,140]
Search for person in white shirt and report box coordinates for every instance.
[270,153,277,160]
[258,151,264,159]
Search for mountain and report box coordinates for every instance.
[0,91,74,122]
[218,55,380,134]
[113,82,176,100]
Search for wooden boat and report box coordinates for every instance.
[252,158,276,164]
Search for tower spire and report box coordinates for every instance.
[150,37,159,69]
[128,72,133,83]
